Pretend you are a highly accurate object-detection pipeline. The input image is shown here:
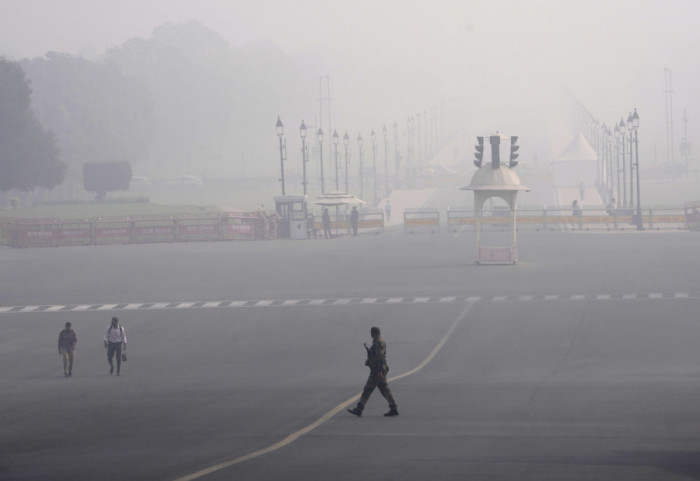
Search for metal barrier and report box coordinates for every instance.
[447,206,689,232]
[685,201,700,231]
[3,213,262,248]
[404,208,440,234]
[358,209,385,235]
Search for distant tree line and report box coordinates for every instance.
[1,20,314,198]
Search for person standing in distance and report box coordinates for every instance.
[348,326,399,417]
[58,322,77,377]
[350,206,359,236]
[104,317,127,376]
[322,208,332,239]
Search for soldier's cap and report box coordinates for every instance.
[370,326,380,335]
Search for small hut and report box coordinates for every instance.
[461,164,529,265]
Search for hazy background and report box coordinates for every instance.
[2,0,698,187]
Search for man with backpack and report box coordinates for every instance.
[104,317,127,376]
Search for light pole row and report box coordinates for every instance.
[275,103,464,203]
[578,105,642,230]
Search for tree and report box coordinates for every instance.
[83,161,132,200]
[20,52,153,191]
[0,58,65,192]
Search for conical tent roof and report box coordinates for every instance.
[556,132,597,162]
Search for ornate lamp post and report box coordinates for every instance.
[276,116,286,195]
[613,124,621,202]
[300,120,308,195]
[357,133,364,200]
[370,128,377,206]
[619,118,628,207]
[332,130,339,191]
[317,128,325,194]
[382,125,389,199]
[343,131,350,193]
[393,121,400,187]
[626,114,635,214]
[628,109,642,230]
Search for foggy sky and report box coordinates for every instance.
[2,0,699,167]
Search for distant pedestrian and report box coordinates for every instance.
[58,322,77,377]
[350,206,359,236]
[322,208,332,238]
[104,317,127,376]
[384,200,392,222]
[348,326,399,417]
[571,200,581,228]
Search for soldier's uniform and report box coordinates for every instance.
[348,327,398,417]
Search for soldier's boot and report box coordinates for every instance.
[384,405,399,417]
[347,404,364,417]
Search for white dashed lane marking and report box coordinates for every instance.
[0,292,697,314]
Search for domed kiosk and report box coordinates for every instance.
[461,135,530,264]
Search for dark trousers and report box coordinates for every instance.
[107,342,122,371]
[359,369,396,408]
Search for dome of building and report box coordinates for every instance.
[461,165,530,191]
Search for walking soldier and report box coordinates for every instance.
[348,326,399,417]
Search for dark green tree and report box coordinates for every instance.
[0,58,65,191]
[83,161,132,200]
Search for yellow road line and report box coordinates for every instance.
[172,302,475,481]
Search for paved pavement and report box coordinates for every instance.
[1,194,700,481]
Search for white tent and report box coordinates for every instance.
[552,133,598,188]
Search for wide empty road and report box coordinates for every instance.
[1,229,699,480]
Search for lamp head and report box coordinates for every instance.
[276,116,284,137]
[632,108,639,129]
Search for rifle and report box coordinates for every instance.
[364,342,371,366]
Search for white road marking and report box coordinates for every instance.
[0,292,695,315]
[171,302,476,481]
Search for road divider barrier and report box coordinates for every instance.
[404,208,440,234]
[447,206,690,232]
[3,212,264,248]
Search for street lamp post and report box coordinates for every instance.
[627,114,635,213]
[357,134,364,200]
[332,130,339,191]
[613,123,621,204]
[629,109,643,230]
[343,131,350,193]
[382,125,389,199]
[276,116,286,195]
[317,128,325,195]
[371,128,377,206]
[606,125,614,202]
[393,121,400,187]
[300,120,308,195]
[619,118,628,207]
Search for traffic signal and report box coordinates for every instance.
[509,136,519,168]
[489,135,500,168]
[473,137,484,168]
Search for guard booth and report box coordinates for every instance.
[461,134,529,265]
[461,166,529,264]
[274,195,307,239]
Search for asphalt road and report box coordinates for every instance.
[1,222,699,480]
